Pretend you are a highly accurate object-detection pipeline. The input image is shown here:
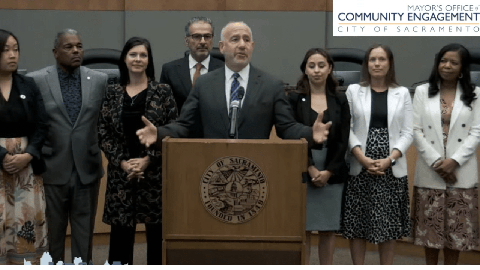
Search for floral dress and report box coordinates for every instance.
[412,96,479,251]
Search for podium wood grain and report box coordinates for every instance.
[162,138,308,264]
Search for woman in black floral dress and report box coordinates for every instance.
[412,43,480,265]
[342,44,413,264]
[98,37,177,265]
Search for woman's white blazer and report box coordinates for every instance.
[413,83,480,189]
[346,84,413,177]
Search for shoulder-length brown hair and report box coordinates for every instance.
[359,44,398,87]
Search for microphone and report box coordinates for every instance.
[229,87,245,138]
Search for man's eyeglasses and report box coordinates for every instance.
[188,34,213,41]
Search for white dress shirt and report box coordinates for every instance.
[224,64,250,112]
[188,54,210,82]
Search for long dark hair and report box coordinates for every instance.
[428,43,476,108]
[296,48,338,96]
[359,44,398,87]
[119,37,155,86]
[0,29,19,74]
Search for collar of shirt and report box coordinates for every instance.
[225,64,249,111]
[189,54,210,82]
[57,65,81,81]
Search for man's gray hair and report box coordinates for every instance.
[54,29,80,48]
[220,22,253,41]
[185,17,214,36]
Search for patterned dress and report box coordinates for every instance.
[412,97,479,251]
[98,81,178,226]
[341,89,411,243]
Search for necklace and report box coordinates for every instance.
[129,93,139,106]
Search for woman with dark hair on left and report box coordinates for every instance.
[98,36,178,265]
[0,29,48,264]
[288,48,350,264]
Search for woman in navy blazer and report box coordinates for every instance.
[288,48,350,264]
[0,29,48,264]
[342,44,413,264]
[412,43,480,265]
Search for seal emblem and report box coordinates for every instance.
[201,156,268,224]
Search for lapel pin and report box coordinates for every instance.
[87,76,91,80]
[302,98,306,101]
[20,95,26,99]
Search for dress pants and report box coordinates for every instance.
[108,223,163,265]
[44,169,99,264]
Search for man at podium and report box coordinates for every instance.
[137,21,330,145]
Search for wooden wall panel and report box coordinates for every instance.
[225,0,327,11]
[125,0,225,11]
[0,0,125,11]
[0,0,334,11]
[327,0,333,12]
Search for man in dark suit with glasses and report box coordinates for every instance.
[160,16,224,113]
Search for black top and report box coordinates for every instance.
[122,89,147,158]
[57,67,82,125]
[0,74,48,175]
[0,83,29,137]
[370,89,388,128]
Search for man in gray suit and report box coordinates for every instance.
[137,21,330,145]
[28,29,108,263]
[160,16,224,113]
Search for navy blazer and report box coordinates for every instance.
[160,55,224,113]
[0,74,49,174]
[288,91,350,184]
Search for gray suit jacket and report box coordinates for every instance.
[157,66,313,142]
[160,56,224,113]
[27,65,108,185]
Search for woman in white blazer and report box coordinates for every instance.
[342,44,413,265]
[412,43,480,265]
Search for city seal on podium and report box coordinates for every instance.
[201,156,268,224]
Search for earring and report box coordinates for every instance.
[459,73,464,79]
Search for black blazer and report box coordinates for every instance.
[156,66,313,142]
[0,74,48,174]
[160,55,224,113]
[288,91,350,184]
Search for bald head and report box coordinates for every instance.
[219,22,255,72]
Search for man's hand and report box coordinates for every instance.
[3,153,32,174]
[136,116,157,148]
[313,111,332,144]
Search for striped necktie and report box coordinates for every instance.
[230,72,240,103]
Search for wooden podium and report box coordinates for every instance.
[162,138,308,264]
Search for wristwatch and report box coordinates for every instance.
[388,157,396,166]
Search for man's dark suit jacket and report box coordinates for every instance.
[288,91,350,184]
[160,55,224,112]
[156,66,313,142]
